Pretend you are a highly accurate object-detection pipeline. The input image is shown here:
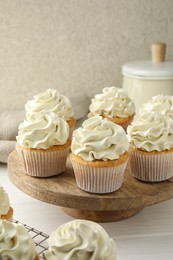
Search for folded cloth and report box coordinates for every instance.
[0,109,24,163]
[0,141,17,163]
[0,110,25,140]
[0,93,90,163]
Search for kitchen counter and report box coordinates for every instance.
[1,162,173,260]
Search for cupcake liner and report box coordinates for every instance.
[129,149,173,182]
[16,146,70,177]
[71,159,128,194]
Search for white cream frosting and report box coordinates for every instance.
[139,94,173,119]
[127,112,173,152]
[71,116,129,161]
[0,186,10,216]
[16,112,69,149]
[89,86,135,118]
[25,88,74,121]
[0,220,37,260]
[43,219,116,260]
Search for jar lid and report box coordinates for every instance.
[122,60,173,79]
[122,43,173,79]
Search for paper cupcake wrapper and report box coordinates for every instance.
[71,160,127,194]
[17,146,70,177]
[129,149,173,182]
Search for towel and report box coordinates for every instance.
[0,94,90,163]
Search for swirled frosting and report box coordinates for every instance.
[89,86,135,118]
[139,94,173,119]
[25,88,74,121]
[0,186,10,216]
[43,219,116,260]
[127,112,173,152]
[71,116,129,161]
[0,220,37,260]
[16,112,69,149]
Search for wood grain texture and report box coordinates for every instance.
[7,150,173,222]
[151,42,166,63]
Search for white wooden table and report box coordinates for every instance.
[1,162,173,260]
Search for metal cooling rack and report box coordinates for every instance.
[13,219,49,259]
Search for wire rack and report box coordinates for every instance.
[13,219,49,259]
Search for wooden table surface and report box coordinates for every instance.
[1,162,173,260]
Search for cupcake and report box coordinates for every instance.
[70,116,129,194]
[43,219,116,260]
[0,219,39,259]
[127,112,173,182]
[16,112,70,177]
[0,185,13,221]
[139,94,173,119]
[88,86,135,131]
[25,88,76,138]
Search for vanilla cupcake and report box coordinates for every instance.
[127,112,173,182]
[43,219,116,260]
[70,116,129,193]
[88,86,135,131]
[25,88,76,138]
[16,112,70,177]
[139,94,173,119]
[0,185,13,221]
[0,220,39,260]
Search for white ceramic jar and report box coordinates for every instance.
[122,43,173,114]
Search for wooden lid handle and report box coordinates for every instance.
[151,43,166,63]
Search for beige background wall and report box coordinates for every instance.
[0,0,173,113]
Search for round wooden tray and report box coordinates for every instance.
[8,150,173,222]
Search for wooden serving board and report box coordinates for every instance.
[8,150,173,222]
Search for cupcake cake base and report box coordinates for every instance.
[88,112,134,131]
[1,207,13,221]
[67,117,76,139]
